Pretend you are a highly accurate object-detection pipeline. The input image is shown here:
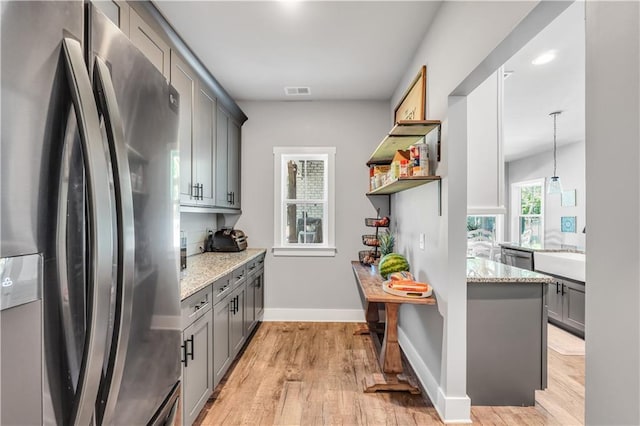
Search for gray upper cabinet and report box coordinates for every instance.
[129,7,170,79]
[93,1,130,35]
[171,52,197,206]
[216,107,241,209]
[195,84,216,206]
[123,2,247,212]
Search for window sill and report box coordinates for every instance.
[272,246,337,257]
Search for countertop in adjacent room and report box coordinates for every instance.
[467,257,554,283]
[499,242,585,254]
[180,248,267,300]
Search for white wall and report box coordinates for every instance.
[507,141,585,248]
[235,100,389,320]
[585,2,640,424]
[388,1,540,422]
[467,71,504,212]
[180,212,217,256]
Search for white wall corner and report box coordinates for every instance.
[398,327,471,423]
[263,308,364,322]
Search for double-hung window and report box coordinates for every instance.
[510,178,545,247]
[273,147,336,256]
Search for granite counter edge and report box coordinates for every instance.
[180,249,267,300]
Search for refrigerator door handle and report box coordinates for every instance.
[61,37,114,426]
[92,56,136,425]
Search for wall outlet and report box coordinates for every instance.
[419,233,425,250]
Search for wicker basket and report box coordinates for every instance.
[364,217,390,227]
[359,250,380,265]
[362,234,380,246]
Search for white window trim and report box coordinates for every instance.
[510,178,545,245]
[272,146,336,257]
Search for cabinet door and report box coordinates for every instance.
[227,120,241,208]
[245,276,256,335]
[93,1,130,35]
[171,52,196,205]
[215,106,229,207]
[230,286,246,357]
[213,297,231,387]
[195,84,216,206]
[562,279,585,332]
[182,311,213,426]
[255,271,264,318]
[547,280,563,322]
[129,8,170,78]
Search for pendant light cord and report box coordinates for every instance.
[550,111,561,177]
[553,113,557,177]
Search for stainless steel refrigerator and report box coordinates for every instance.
[1,2,181,424]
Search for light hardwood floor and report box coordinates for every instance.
[195,322,584,425]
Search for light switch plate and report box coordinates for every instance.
[419,233,425,250]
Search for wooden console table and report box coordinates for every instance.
[351,261,436,394]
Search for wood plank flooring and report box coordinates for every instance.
[195,322,584,425]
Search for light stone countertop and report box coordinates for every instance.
[499,242,585,254]
[180,248,267,300]
[467,257,554,284]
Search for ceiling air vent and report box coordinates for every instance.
[284,86,311,96]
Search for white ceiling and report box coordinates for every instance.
[153,1,442,101]
[502,2,585,162]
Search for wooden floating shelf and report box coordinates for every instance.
[366,175,441,196]
[366,120,441,166]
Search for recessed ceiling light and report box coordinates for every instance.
[532,50,556,66]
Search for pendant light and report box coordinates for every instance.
[547,111,563,194]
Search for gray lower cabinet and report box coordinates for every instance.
[183,256,266,422]
[213,293,232,387]
[546,275,585,337]
[245,255,265,334]
[229,284,246,355]
[181,287,213,426]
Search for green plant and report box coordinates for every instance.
[378,231,395,256]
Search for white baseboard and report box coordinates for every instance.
[398,327,471,424]
[263,308,365,322]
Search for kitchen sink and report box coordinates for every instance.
[534,252,585,281]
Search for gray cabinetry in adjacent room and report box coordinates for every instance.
[181,287,213,426]
[467,282,548,406]
[501,247,534,271]
[546,274,585,337]
[216,106,241,209]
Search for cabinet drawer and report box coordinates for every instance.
[231,265,247,289]
[181,285,213,329]
[212,274,232,306]
[248,254,265,277]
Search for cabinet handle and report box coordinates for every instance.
[181,340,188,367]
[182,335,194,367]
[561,284,566,296]
[556,282,560,294]
[232,192,235,205]
[192,184,198,199]
[200,184,204,200]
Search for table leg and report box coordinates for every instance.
[353,301,380,335]
[363,302,420,394]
